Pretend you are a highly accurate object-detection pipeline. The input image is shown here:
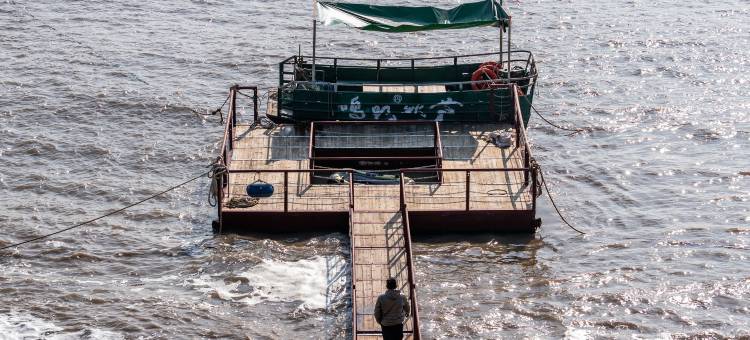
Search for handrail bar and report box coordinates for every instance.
[312,156,440,161]
[291,50,535,63]
[226,167,530,173]
[402,207,421,339]
[285,78,530,90]
[348,170,357,337]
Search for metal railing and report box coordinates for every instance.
[215,85,261,223]
[400,176,422,340]
[279,50,537,87]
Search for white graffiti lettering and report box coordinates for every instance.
[429,97,463,121]
[403,104,425,118]
[347,96,366,119]
[372,105,391,120]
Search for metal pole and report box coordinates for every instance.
[284,171,289,212]
[253,87,258,123]
[312,19,317,82]
[465,171,471,211]
[499,21,503,71]
[507,17,512,82]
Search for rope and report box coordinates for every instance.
[522,96,590,136]
[191,93,231,124]
[207,158,227,207]
[534,160,586,235]
[0,171,208,252]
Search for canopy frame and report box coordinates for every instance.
[310,0,513,82]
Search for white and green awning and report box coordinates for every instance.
[315,0,509,33]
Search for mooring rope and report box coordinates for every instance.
[522,96,590,136]
[0,171,209,252]
[533,160,586,235]
[207,159,227,207]
[192,93,231,124]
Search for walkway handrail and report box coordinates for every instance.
[348,170,357,337]
[399,175,421,339]
[510,83,534,185]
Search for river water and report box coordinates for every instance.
[1,0,748,339]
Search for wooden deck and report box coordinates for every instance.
[223,123,532,213]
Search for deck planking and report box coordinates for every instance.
[223,123,532,213]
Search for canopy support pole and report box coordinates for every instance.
[507,17,512,82]
[312,18,317,82]
[499,22,503,72]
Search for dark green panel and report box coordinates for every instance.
[280,87,521,123]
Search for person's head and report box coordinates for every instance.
[386,277,397,290]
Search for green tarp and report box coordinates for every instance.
[316,0,509,33]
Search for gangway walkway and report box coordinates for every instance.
[350,210,420,339]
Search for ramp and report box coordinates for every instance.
[350,211,420,339]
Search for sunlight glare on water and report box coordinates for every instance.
[0,0,749,338]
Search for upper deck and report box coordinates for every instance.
[271,52,538,125]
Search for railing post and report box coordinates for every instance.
[228,89,235,151]
[231,85,237,127]
[532,165,538,214]
[253,87,259,123]
[465,170,471,211]
[524,149,530,185]
[349,171,354,210]
[308,122,315,170]
[399,172,405,211]
[284,171,289,212]
[513,86,521,144]
[217,172,224,234]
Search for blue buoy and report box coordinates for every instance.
[246,180,274,198]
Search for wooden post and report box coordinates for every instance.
[465,171,471,211]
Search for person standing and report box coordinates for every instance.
[374,277,410,340]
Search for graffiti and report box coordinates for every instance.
[372,105,391,120]
[340,96,365,119]
[338,96,463,121]
[403,104,425,118]
[429,97,463,121]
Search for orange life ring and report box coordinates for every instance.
[479,61,499,71]
[471,65,499,90]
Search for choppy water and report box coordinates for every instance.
[1,0,749,338]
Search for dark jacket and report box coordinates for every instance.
[374,289,410,326]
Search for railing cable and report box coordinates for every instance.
[0,171,208,252]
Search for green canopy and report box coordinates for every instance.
[316,0,509,33]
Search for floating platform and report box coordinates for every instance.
[212,84,539,339]
[219,118,538,233]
